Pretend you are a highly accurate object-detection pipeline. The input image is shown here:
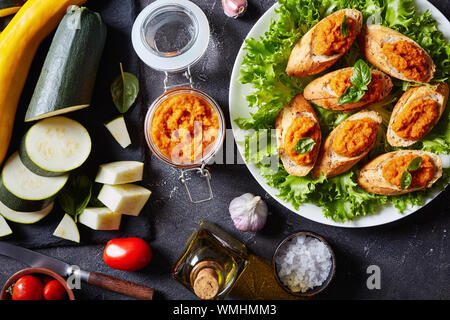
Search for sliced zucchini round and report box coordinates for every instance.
[20,116,92,177]
[0,200,54,224]
[0,152,68,212]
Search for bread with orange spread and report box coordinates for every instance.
[286,9,363,77]
[276,94,321,177]
[387,83,448,147]
[358,25,435,83]
[304,67,392,111]
[311,110,382,178]
[358,150,442,195]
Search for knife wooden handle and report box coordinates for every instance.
[87,272,154,300]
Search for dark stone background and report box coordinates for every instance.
[0,0,449,300]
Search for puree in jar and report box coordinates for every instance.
[382,40,428,82]
[382,154,434,188]
[332,118,378,157]
[392,99,439,140]
[284,117,320,166]
[151,93,219,164]
[329,71,383,103]
[314,13,356,56]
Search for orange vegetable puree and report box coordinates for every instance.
[332,118,378,157]
[382,154,434,188]
[151,93,219,164]
[329,71,383,103]
[314,13,356,56]
[392,99,439,140]
[382,40,428,82]
[284,116,320,166]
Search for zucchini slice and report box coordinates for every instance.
[0,215,12,237]
[0,152,68,212]
[53,214,80,243]
[25,7,107,122]
[98,184,151,216]
[20,116,92,177]
[79,207,122,231]
[95,161,144,185]
[0,200,53,224]
[105,116,132,148]
[0,0,24,17]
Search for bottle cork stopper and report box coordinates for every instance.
[193,268,219,300]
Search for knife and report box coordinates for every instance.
[0,242,154,300]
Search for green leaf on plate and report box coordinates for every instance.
[294,137,316,154]
[400,171,413,190]
[408,157,423,171]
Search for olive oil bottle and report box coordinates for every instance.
[172,222,249,300]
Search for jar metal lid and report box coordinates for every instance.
[132,0,210,72]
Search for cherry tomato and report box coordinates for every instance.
[43,280,67,300]
[103,237,152,271]
[12,275,43,300]
[40,276,54,285]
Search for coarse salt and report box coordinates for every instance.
[275,235,332,293]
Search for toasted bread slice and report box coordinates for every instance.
[387,83,449,147]
[286,9,363,77]
[358,25,435,83]
[311,110,382,178]
[304,67,393,111]
[358,150,442,195]
[276,94,321,177]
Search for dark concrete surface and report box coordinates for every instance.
[0,0,449,300]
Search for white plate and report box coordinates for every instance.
[229,0,450,228]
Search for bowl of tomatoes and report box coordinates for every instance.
[0,267,75,300]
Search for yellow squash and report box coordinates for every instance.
[0,0,86,165]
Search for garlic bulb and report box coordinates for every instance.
[222,0,248,19]
[229,193,268,232]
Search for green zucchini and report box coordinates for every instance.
[0,0,24,17]
[19,116,92,177]
[25,7,107,122]
[0,200,53,224]
[0,152,68,212]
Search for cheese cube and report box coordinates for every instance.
[79,207,122,230]
[95,161,144,185]
[98,184,151,216]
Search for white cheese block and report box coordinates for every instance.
[0,215,12,238]
[98,184,151,216]
[105,116,131,148]
[79,207,122,230]
[95,161,144,185]
[53,214,80,243]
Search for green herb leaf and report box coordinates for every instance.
[111,63,140,113]
[338,59,372,104]
[407,157,423,171]
[58,174,92,222]
[294,137,316,154]
[400,171,413,190]
[340,15,349,37]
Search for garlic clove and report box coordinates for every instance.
[229,193,268,232]
[222,0,248,19]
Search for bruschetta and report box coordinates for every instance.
[286,9,363,77]
[358,25,435,83]
[275,94,321,177]
[387,83,449,147]
[358,150,442,195]
[311,110,382,178]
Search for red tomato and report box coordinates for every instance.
[43,280,67,300]
[103,237,152,271]
[40,276,54,285]
[12,275,43,300]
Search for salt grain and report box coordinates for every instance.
[275,235,332,293]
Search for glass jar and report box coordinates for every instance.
[132,0,225,203]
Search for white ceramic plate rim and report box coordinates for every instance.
[229,0,450,228]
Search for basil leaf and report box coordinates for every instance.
[340,15,349,37]
[295,137,316,154]
[400,171,412,190]
[407,157,423,171]
[111,63,140,114]
[338,85,366,105]
[58,174,92,222]
[351,59,372,89]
